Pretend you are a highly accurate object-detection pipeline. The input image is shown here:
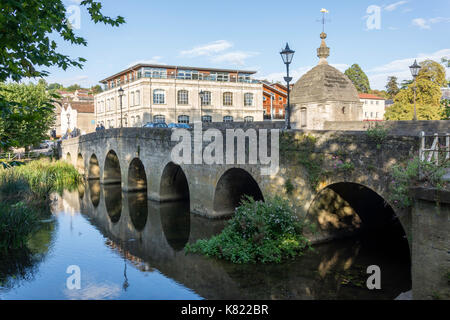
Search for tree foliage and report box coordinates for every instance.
[417,60,447,87]
[384,78,443,120]
[0,0,124,83]
[0,82,55,150]
[344,64,371,93]
[441,99,450,120]
[385,76,400,99]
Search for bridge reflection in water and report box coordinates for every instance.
[65,182,411,300]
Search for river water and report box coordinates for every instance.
[0,182,411,300]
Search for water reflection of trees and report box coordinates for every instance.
[127,192,148,232]
[89,180,100,208]
[0,221,55,291]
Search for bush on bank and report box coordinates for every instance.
[0,159,82,252]
[185,196,312,264]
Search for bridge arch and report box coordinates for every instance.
[88,154,100,180]
[159,162,189,202]
[128,158,147,191]
[213,168,264,216]
[103,150,121,184]
[76,153,84,174]
[104,184,122,223]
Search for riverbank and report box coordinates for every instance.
[0,159,82,252]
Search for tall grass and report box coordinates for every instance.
[0,159,82,252]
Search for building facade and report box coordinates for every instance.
[261,81,287,120]
[359,93,386,121]
[95,64,264,127]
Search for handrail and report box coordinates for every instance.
[420,131,450,164]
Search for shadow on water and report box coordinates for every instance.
[157,201,190,251]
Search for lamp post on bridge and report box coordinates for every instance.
[118,87,124,128]
[409,60,421,121]
[280,43,295,130]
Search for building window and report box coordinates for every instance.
[300,108,307,127]
[244,116,254,122]
[279,97,282,101]
[131,116,135,126]
[263,96,267,101]
[153,89,165,104]
[376,101,379,105]
[177,90,189,105]
[178,115,190,124]
[202,115,212,123]
[223,116,233,123]
[136,115,140,126]
[223,92,233,106]
[111,98,115,110]
[244,93,254,106]
[130,92,135,107]
[153,115,166,123]
[200,91,211,106]
[135,91,140,105]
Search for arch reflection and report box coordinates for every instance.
[104,184,122,223]
[88,180,101,208]
[159,201,190,251]
[127,191,148,232]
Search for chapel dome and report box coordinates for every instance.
[291,32,360,104]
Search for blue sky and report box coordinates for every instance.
[43,0,450,90]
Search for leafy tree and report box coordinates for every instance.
[0,82,55,151]
[370,89,388,99]
[0,0,124,83]
[417,60,447,87]
[400,79,413,90]
[384,78,443,120]
[385,76,400,99]
[344,64,371,93]
[441,57,450,68]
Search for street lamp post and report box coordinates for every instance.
[280,43,295,130]
[199,90,205,122]
[409,60,421,121]
[118,87,124,128]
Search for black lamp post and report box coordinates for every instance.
[199,90,205,122]
[118,87,124,127]
[280,43,295,129]
[409,59,421,121]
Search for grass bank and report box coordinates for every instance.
[0,159,82,252]
[185,197,313,264]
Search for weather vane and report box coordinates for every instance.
[318,8,330,33]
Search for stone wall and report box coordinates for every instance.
[324,120,450,135]
[410,187,450,300]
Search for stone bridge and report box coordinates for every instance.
[61,124,424,243]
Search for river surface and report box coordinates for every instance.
[0,182,411,300]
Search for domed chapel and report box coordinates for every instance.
[290,32,363,129]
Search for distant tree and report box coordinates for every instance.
[370,89,389,99]
[417,60,447,87]
[0,82,55,151]
[66,84,82,92]
[90,85,103,94]
[400,79,413,90]
[48,83,63,91]
[344,64,371,93]
[385,76,400,99]
[441,57,450,68]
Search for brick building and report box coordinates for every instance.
[261,81,287,120]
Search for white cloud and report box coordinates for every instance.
[367,48,450,89]
[384,1,408,12]
[180,40,233,57]
[412,17,450,29]
[210,51,259,66]
[126,56,165,68]
[412,18,431,29]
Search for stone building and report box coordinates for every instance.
[290,32,363,129]
[94,64,263,127]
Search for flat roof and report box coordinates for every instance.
[100,63,257,83]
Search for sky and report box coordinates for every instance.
[41,0,450,90]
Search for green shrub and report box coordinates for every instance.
[367,123,389,149]
[389,157,449,208]
[185,196,311,264]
